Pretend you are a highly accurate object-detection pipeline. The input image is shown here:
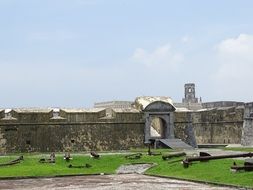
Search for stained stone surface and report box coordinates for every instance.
[116,164,153,174]
[0,174,238,190]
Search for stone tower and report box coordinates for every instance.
[182,83,198,103]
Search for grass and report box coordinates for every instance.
[223,147,253,152]
[146,157,253,188]
[0,152,252,188]
[129,147,174,153]
[0,154,126,177]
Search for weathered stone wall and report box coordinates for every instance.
[175,107,244,145]
[0,109,145,153]
[202,101,244,109]
[2,123,144,152]
[0,127,6,153]
[174,102,202,111]
[241,102,253,146]
[0,105,247,153]
[174,112,197,147]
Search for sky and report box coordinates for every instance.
[0,0,253,108]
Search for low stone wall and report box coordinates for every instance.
[0,109,145,153]
[202,101,244,109]
[174,102,202,111]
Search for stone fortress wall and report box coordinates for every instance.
[0,108,144,153]
[0,83,252,153]
[175,107,244,145]
[241,102,253,146]
[174,83,245,145]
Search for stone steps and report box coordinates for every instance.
[158,138,193,149]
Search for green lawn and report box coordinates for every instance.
[129,148,174,153]
[0,153,252,188]
[146,157,253,188]
[223,147,253,152]
[0,154,127,177]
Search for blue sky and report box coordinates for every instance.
[1,0,253,108]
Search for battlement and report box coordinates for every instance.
[0,108,142,124]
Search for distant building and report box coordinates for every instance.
[94,83,244,112]
[175,83,244,111]
[94,101,133,109]
[182,83,198,103]
[173,83,202,111]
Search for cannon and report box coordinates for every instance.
[183,152,253,168]
[162,152,186,160]
[125,153,142,159]
[39,153,55,163]
[64,152,72,161]
[231,158,253,172]
[90,151,100,159]
[0,155,23,167]
[68,163,92,168]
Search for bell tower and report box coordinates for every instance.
[182,83,198,103]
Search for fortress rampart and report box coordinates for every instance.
[0,83,251,153]
[0,103,247,153]
[0,108,144,153]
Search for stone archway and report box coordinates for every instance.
[143,101,176,143]
[134,96,193,149]
[144,113,175,143]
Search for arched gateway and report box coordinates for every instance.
[134,96,193,149]
[143,101,175,143]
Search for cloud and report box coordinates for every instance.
[211,34,253,101]
[131,44,184,69]
[216,34,253,61]
[215,34,253,80]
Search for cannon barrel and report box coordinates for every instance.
[183,152,253,168]
[162,152,186,160]
[231,165,253,171]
